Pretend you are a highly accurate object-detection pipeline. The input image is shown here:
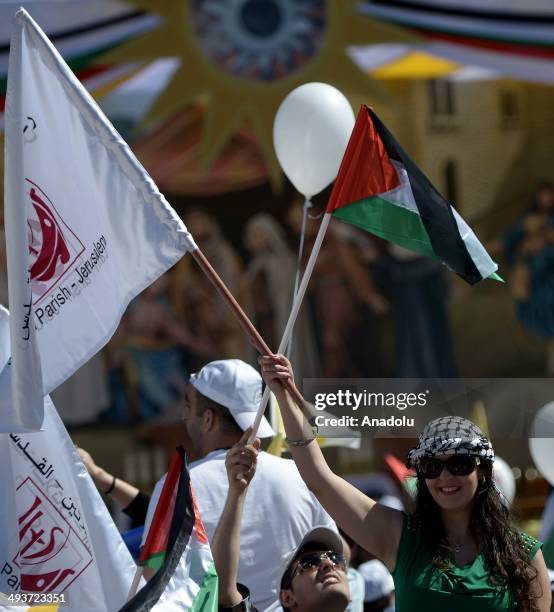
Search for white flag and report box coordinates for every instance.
[3,8,196,431]
[0,307,138,611]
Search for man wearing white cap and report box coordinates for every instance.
[212,429,350,612]
[142,359,336,610]
[357,559,395,612]
[274,527,351,612]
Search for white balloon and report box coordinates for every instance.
[273,82,355,199]
[530,439,554,486]
[493,456,516,506]
[529,401,554,486]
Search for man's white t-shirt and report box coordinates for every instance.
[142,449,337,610]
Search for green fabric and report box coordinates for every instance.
[332,195,436,259]
[392,513,541,612]
[143,550,165,571]
[333,195,502,283]
[190,562,219,612]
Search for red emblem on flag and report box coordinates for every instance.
[26,179,85,305]
[13,477,92,593]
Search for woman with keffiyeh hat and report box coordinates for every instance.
[260,354,551,611]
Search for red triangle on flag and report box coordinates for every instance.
[384,453,415,485]
[326,105,400,214]
[139,450,182,567]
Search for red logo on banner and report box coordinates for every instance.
[13,478,92,593]
[26,179,85,306]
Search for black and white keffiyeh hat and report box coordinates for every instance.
[407,416,495,468]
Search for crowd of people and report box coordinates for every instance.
[1,180,554,608]
[1,182,553,426]
[80,355,553,611]
[63,183,554,610]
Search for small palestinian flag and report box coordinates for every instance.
[326,105,499,285]
[121,447,217,612]
[384,453,418,498]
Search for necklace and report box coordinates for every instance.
[447,538,463,554]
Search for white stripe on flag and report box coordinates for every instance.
[381,161,420,214]
[382,161,497,279]
[451,207,497,279]
[151,527,215,611]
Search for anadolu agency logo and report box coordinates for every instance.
[26,179,85,306]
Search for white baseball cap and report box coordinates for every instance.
[358,559,394,603]
[189,359,274,438]
[276,526,344,592]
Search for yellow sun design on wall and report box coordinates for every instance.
[103,0,413,188]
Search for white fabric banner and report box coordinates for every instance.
[3,8,196,432]
[0,307,138,611]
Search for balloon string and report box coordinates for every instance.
[248,213,332,445]
[286,197,312,359]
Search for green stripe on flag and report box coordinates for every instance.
[332,196,436,259]
[143,551,166,572]
[190,562,219,612]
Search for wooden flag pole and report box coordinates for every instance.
[190,248,305,407]
[248,213,332,441]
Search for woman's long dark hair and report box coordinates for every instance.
[415,460,539,611]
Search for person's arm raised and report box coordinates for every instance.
[211,428,261,607]
[259,354,403,571]
[77,447,140,510]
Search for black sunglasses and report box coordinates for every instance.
[288,551,346,583]
[417,455,480,479]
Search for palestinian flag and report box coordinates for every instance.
[385,453,415,484]
[121,447,218,611]
[384,453,417,497]
[326,105,498,285]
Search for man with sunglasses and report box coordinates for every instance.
[212,428,350,612]
[277,529,351,611]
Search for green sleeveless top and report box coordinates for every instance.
[392,513,541,612]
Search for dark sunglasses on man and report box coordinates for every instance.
[283,551,347,587]
[417,455,480,479]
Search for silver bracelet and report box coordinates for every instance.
[286,426,318,447]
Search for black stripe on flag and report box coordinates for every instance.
[120,447,194,612]
[0,10,147,55]
[367,107,481,284]
[365,0,554,25]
